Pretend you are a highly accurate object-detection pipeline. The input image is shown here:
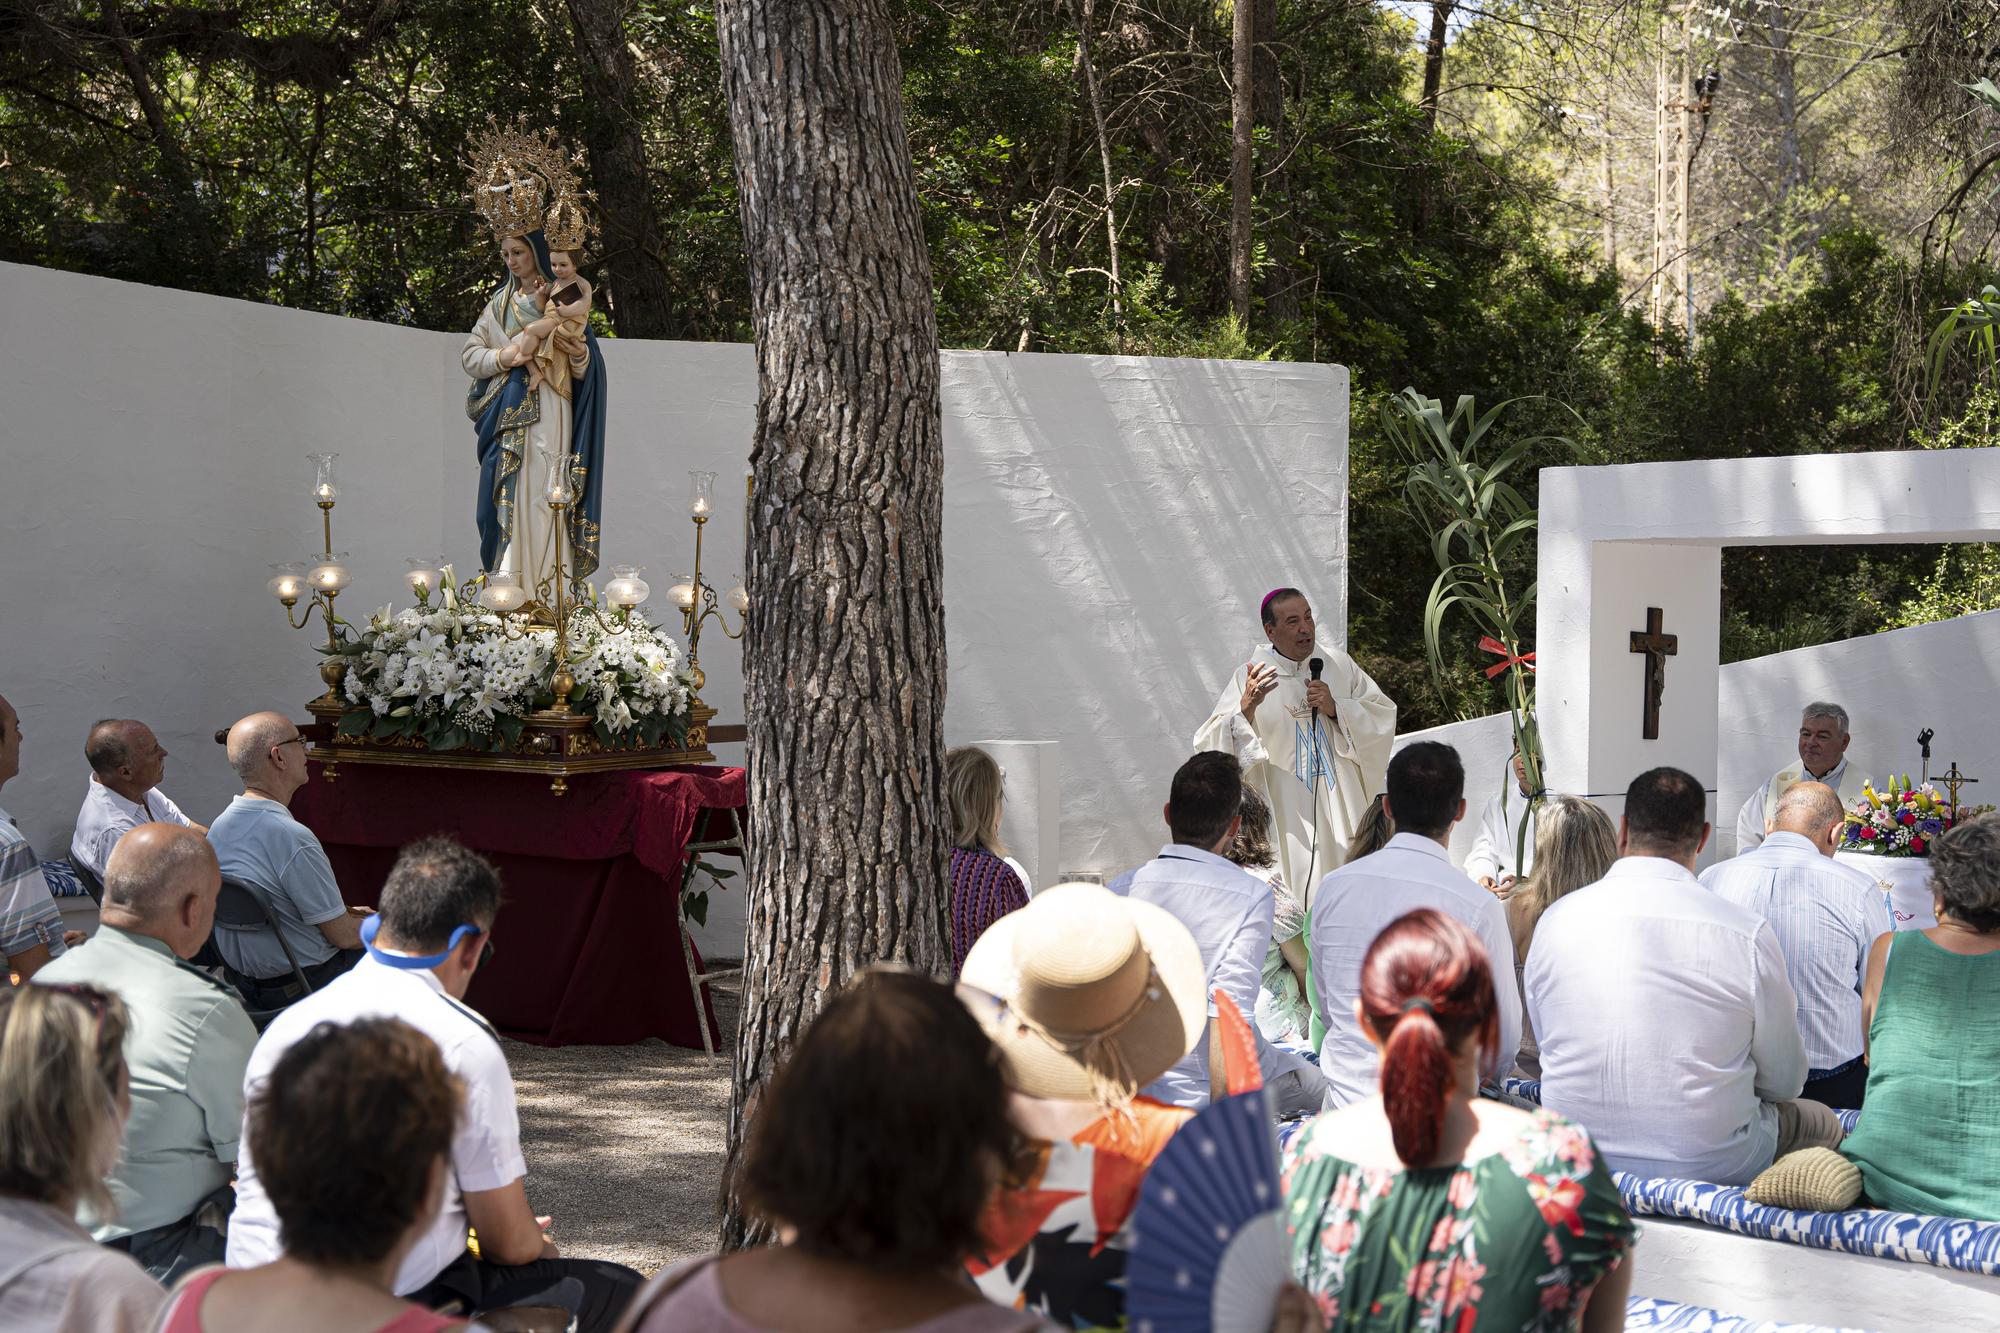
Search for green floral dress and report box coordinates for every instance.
[1281,1108,1634,1332]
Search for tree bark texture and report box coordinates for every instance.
[1419,1,1453,132]
[564,0,681,337]
[1228,0,1255,322]
[714,0,951,1248]
[1253,0,1299,324]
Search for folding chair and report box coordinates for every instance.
[680,805,746,1059]
[210,877,315,1030]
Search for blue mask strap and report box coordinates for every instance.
[361,915,481,970]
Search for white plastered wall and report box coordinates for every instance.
[0,262,1348,955]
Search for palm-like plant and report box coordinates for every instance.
[1379,388,1584,871]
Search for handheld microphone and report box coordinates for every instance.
[1309,657,1324,681]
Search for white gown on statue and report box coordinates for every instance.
[1193,642,1397,908]
[461,292,586,598]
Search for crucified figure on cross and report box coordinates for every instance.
[1629,607,1677,741]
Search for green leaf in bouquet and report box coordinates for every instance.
[336,710,372,737]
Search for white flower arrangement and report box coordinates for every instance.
[328,569,697,752]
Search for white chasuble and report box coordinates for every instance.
[1734,757,1868,854]
[1193,643,1396,907]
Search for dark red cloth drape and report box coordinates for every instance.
[293,761,744,1047]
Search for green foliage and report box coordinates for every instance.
[4,2,1995,730]
[1380,388,1585,864]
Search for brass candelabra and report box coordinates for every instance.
[478,447,649,717]
[668,471,747,700]
[268,453,354,706]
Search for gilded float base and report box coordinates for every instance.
[304,698,718,795]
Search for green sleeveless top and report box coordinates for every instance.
[1841,930,2000,1221]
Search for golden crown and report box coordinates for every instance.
[542,187,596,253]
[463,117,585,241]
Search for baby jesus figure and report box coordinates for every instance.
[498,250,592,399]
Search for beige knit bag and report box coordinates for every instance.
[1746,1147,1864,1211]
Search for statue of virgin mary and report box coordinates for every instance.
[460,123,607,604]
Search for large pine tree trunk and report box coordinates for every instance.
[714,0,952,1248]
[565,0,680,337]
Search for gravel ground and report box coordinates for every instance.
[504,975,739,1275]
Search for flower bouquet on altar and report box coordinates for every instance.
[326,569,698,753]
[1839,775,1991,857]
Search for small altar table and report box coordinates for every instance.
[1833,851,1938,932]
[293,761,744,1047]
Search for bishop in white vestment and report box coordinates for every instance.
[1193,589,1396,906]
[1735,702,1868,854]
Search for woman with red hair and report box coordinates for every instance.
[1281,910,1635,1331]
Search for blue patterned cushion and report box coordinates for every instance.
[1502,1074,1542,1104]
[1616,1172,2000,1275]
[38,857,90,899]
[1623,1295,1866,1332]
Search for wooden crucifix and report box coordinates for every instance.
[1629,606,1677,740]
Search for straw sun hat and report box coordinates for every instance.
[959,882,1207,1107]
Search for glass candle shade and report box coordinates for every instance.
[309,452,340,503]
[403,558,444,599]
[667,575,698,610]
[727,577,749,614]
[268,562,308,603]
[605,565,651,609]
[478,573,527,613]
[688,470,717,518]
[306,553,352,593]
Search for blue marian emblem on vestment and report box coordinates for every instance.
[1293,720,1337,789]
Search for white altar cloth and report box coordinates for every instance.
[1832,852,1936,932]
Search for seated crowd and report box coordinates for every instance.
[2,681,1996,1331]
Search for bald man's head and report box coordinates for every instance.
[226,712,299,783]
[103,824,219,930]
[1773,780,1847,853]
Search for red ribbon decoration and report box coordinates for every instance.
[1478,635,1536,679]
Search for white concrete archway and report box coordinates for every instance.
[1536,449,2000,836]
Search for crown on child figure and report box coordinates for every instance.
[463,117,585,241]
[542,187,596,253]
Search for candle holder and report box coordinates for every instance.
[272,455,352,707]
[490,450,643,722]
[675,470,745,698]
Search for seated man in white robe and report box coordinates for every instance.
[1734,701,1867,854]
[1192,587,1396,908]
[1464,748,1535,894]
[71,719,205,882]
[1530,766,1843,1185]
[1699,781,1891,1110]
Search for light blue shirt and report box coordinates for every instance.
[1699,831,1893,1071]
[206,795,345,977]
[1108,844,1274,1108]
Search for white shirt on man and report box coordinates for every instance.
[70,776,195,879]
[226,954,526,1294]
[1107,844,1274,1108]
[1699,831,1892,1073]
[1527,855,1808,1185]
[1309,832,1521,1107]
[1735,757,1862,854]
